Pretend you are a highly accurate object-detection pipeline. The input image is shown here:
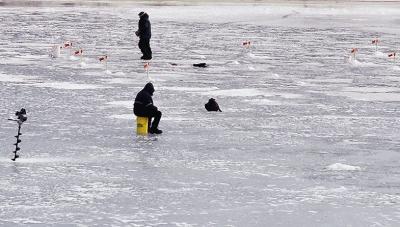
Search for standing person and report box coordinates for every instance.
[135,11,152,60]
[133,82,162,134]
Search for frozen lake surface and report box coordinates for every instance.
[0,2,400,226]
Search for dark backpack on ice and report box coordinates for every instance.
[193,63,207,68]
[205,98,222,112]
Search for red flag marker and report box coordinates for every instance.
[74,49,83,56]
[63,41,72,48]
[372,39,379,51]
[99,55,108,71]
[143,62,150,79]
[388,52,396,63]
[99,55,108,62]
[62,41,73,55]
[243,41,251,47]
[144,62,150,70]
[349,48,358,61]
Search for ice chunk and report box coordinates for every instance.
[327,163,361,171]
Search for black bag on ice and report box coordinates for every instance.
[205,98,222,112]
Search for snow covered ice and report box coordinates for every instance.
[0,1,400,226]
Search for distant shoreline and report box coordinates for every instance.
[1,0,400,7]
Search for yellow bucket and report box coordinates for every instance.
[136,116,148,135]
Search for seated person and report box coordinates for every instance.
[133,82,162,134]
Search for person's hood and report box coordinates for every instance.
[143,82,154,96]
[140,13,149,20]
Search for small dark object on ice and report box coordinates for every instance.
[193,63,208,68]
[205,98,222,112]
[169,63,178,66]
[149,128,163,134]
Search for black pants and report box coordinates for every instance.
[134,107,161,130]
[138,38,152,60]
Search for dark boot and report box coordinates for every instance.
[149,111,162,134]
[149,128,162,134]
[150,110,161,129]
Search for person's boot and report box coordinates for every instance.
[149,128,162,134]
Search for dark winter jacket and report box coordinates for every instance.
[138,13,151,40]
[134,83,157,115]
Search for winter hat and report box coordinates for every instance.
[138,11,145,17]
